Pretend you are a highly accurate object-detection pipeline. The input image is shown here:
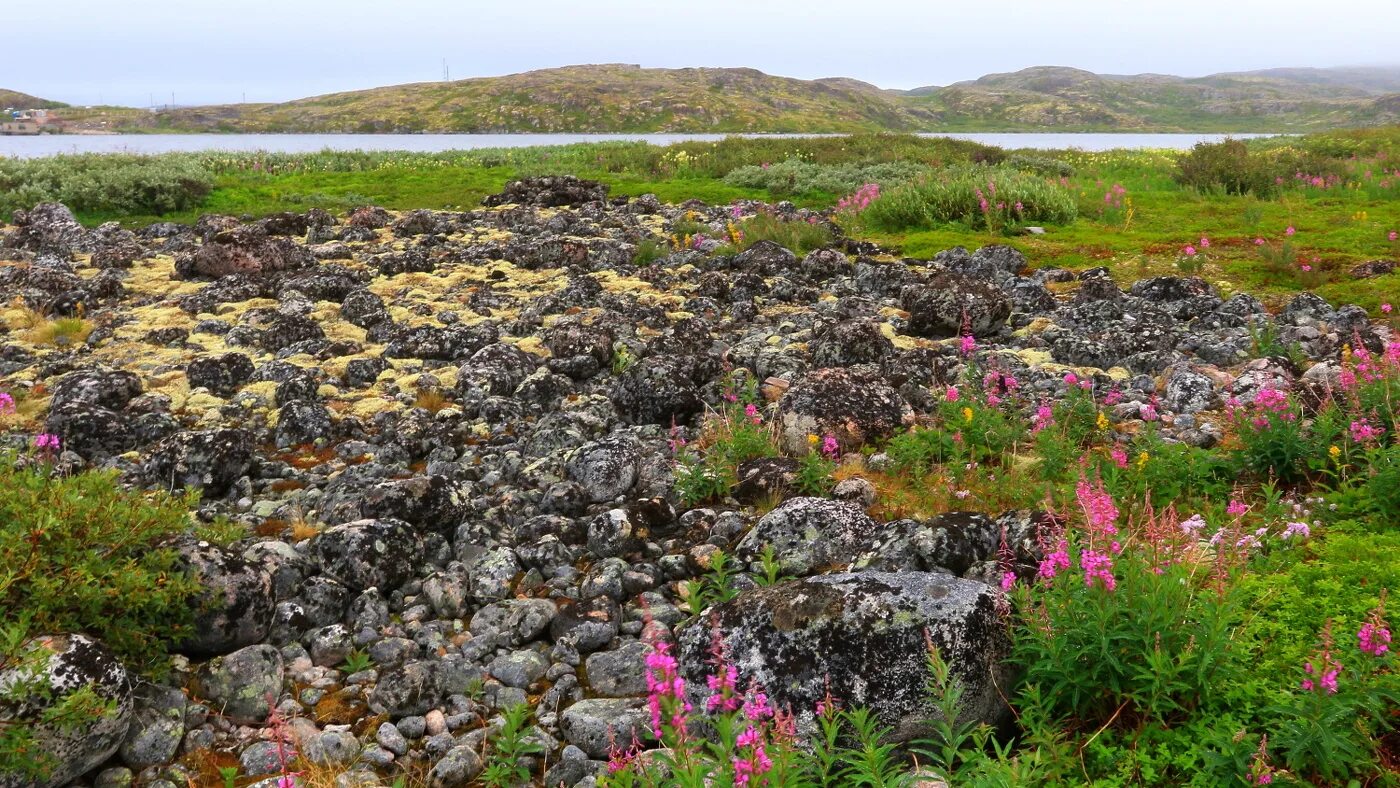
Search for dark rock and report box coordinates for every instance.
[735,497,880,576]
[312,519,424,592]
[676,572,1010,741]
[901,272,1011,338]
[185,353,254,398]
[777,367,912,454]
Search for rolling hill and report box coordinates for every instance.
[0,89,68,110]
[38,64,1400,134]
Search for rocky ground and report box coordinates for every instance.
[0,178,1390,787]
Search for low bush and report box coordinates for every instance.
[1006,153,1075,178]
[0,153,213,219]
[861,165,1077,232]
[722,159,928,197]
[1176,139,1344,197]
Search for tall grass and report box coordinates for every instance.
[861,165,1078,232]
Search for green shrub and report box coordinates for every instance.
[0,154,213,219]
[1006,154,1074,178]
[722,159,929,197]
[735,211,832,256]
[862,165,1077,232]
[1175,140,1343,197]
[0,455,213,671]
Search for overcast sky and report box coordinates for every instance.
[9,0,1398,107]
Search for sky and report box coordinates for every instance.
[8,0,1398,107]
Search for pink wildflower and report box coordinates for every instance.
[821,433,840,459]
[1038,538,1070,580]
[1031,402,1054,434]
[945,385,960,402]
[959,333,976,357]
[1390,230,1398,241]
[1183,245,1197,257]
[743,403,761,425]
[1285,225,1296,236]
[1227,500,1249,518]
[1254,237,1265,246]
[1350,418,1385,445]
[1080,549,1116,591]
[1063,372,1078,386]
[1200,236,1210,248]
[1382,303,1393,314]
[1111,446,1128,469]
[644,642,691,738]
[0,392,13,413]
[33,433,60,451]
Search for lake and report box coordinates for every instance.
[0,132,1279,158]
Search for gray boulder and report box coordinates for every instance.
[0,634,133,788]
[676,572,1011,742]
[776,367,912,455]
[117,684,185,770]
[735,497,880,577]
[192,644,282,724]
[559,698,652,758]
[176,541,273,658]
[311,518,423,592]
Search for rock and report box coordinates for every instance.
[733,456,800,505]
[427,744,484,787]
[369,661,439,717]
[809,319,894,367]
[612,357,703,426]
[0,634,133,788]
[901,272,1011,338]
[567,436,641,503]
[3,202,90,257]
[274,400,334,448]
[583,642,649,697]
[559,698,652,758]
[142,428,254,496]
[735,497,880,576]
[677,572,1010,741]
[311,519,424,593]
[487,650,549,689]
[185,353,255,398]
[118,684,185,770]
[1162,367,1218,414]
[193,644,283,724]
[176,226,314,278]
[175,541,273,658]
[483,176,608,208]
[777,367,912,455]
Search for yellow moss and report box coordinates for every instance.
[511,335,550,358]
[879,321,921,351]
[349,396,400,419]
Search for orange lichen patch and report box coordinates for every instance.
[314,688,368,725]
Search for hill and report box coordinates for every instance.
[0,89,68,110]
[42,64,1400,133]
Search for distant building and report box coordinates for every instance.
[2,109,59,135]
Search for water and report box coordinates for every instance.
[0,132,1282,159]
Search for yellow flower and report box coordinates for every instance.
[1342,344,1353,363]
[1136,451,1150,469]
[1096,411,1109,430]
[1329,445,1341,459]
[962,407,974,423]
[807,434,820,446]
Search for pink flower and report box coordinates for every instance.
[1063,372,1078,385]
[1199,236,1210,248]
[1350,418,1385,444]
[1183,245,1197,257]
[1080,548,1116,591]
[0,392,13,413]
[1000,571,1017,591]
[959,333,976,357]
[743,403,761,425]
[1111,446,1128,469]
[1038,538,1070,580]
[1300,264,1312,272]
[1031,402,1054,434]
[1227,500,1249,517]
[1285,225,1295,236]
[944,385,960,402]
[1382,303,1393,314]
[33,433,60,451]
[1390,231,1398,242]
[1280,521,1310,540]
[1140,402,1158,422]
[1254,237,1265,246]
[1358,622,1391,656]
[821,434,840,459]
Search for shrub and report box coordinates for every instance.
[862,165,1077,233]
[1175,140,1344,198]
[722,159,929,197]
[0,454,213,671]
[1006,154,1074,178]
[734,211,832,256]
[0,153,214,219]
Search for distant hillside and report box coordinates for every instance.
[0,89,68,110]
[903,66,1400,131]
[42,63,1400,134]
[115,65,931,134]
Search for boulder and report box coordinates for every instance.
[735,497,880,576]
[777,367,912,455]
[192,644,283,724]
[175,541,274,658]
[0,634,133,788]
[900,272,1011,338]
[677,572,1011,742]
[311,519,424,593]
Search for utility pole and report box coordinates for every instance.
[170,92,175,109]
[443,58,450,82]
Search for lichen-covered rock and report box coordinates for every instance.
[2,202,91,258]
[559,697,651,758]
[311,518,424,592]
[175,226,314,278]
[900,271,1011,338]
[676,572,1011,741]
[483,176,608,208]
[184,353,255,398]
[193,644,283,724]
[612,356,704,426]
[141,428,254,495]
[175,541,274,658]
[0,634,133,788]
[274,400,333,448]
[777,367,912,454]
[567,436,641,503]
[809,319,893,368]
[735,497,880,576]
[117,684,185,770]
